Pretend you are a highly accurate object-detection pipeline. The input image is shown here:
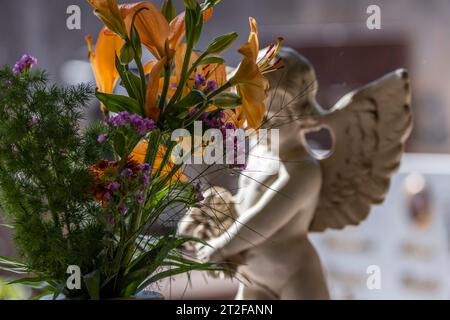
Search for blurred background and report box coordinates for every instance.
[1,0,450,299]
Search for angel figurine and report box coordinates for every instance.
[178,48,413,299]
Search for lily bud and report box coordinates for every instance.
[206,32,238,54]
[161,0,176,22]
[88,0,128,39]
[213,93,242,108]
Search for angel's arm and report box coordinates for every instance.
[210,161,321,259]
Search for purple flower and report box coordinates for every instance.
[188,108,198,118]
[29,115,39,127]
[120,168,134,178]
[106,111,129,127]
[106,181,120,192]
[135,118,156,136]
[11,144,18,153]
[103,192,111,203]
[106,111,156,136]
[192,182,204,203]
[135,190,145,205]
[197,191,205,203]
[109,215,116,225]
[139,163,151,172]
[97,133,108,144]
[141,174,151,187]
[194,73,206,88]
[119,204,127,215]
[4,80,12,88]
[13,55,37,75]
[206,80,218,92]
[223,122,237,130]
[128,113,142,124]
[171,83,178,89]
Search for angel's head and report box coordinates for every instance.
[261,48,321,149]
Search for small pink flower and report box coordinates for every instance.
[97,133,108,144]
[119,204,127,215]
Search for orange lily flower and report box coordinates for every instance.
[87,0,127,39]
[231,17,283,129]
[176,44,227,93]
[143,43,227,120]
[131,140,187,183]
[119,2,213,61]
[86,28,125,114]
[145,57,166,120]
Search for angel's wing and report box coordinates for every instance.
[308,69,413,232]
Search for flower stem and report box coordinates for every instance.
[158,64,171,112]
[169,42,195,105]
[207,81,232,100]
[134,53,147,117]
[183,81,233,127]
[186,51,208,80]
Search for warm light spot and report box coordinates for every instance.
[404,173,426,195]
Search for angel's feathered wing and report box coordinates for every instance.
[308,69,413,232]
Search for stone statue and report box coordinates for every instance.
[178,48,413,299]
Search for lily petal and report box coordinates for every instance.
[131,140,187,183]
[86,28,124,113]
[231,17,270,129]
[120,2,170,60]
[146,57,167,120]
[144,60,157,75]
[168,8,214,53]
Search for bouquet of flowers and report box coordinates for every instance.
[0,0,282,300]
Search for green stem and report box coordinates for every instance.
[207,81,233,100]
[186,51,208,81]
[183,81,233,128]
[154,141,176,179]
[134,53,147,117]
[158,65,171,113]
[169,42,195,105]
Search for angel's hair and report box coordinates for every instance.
[263,48,320,128]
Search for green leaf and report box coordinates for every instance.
[173,90,207,111]
[8,277,47,289]
[184,0,197,10]
[113,134,126,157]
[115,55,135,97]
[198,57,225,66]
[193,12,203,45]
[127,74,144,102]
[176,110,190,119]
[136,263,218,292]
[130,26,142,60]
[0,223,13,229]
[120,42,135,65]
[124,235,191,288]
[161,0,176,22]
[212,92,242,108]
[83,270,100,300]
[202,0,222,12]
[144,185,170,212]
[0,255,28,274]
[206,32,238,54]
[185,8,196,43]
[185,4,202,45]
[95,91,141,115]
